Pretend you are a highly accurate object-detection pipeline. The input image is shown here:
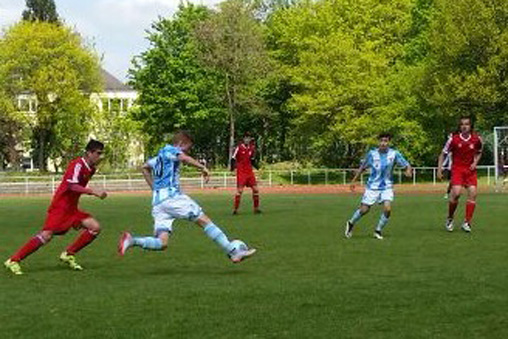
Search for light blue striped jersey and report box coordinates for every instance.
[147,145,182,205]
[362,148,410,190]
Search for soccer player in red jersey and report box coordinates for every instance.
[438,117,483,233]
[4,140,108,275]
[231,132,261,215]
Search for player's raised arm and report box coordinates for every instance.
[142,158,155,190]
[178,153,210,183]
[230,146,238,171]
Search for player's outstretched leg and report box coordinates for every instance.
[4,232,51,275]
[118,231,169,255]
[197,214,256,263]
[345,204,370,238]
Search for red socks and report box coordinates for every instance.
[11,235,45,262]
[234,193,241,211]
[66,229,98,255]
[465,200,476,223]
[253,193,260,210]
[448,201,458,219]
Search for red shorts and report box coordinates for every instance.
[42,208,91,235]
[237,173,257,188]
[450,168,477,187]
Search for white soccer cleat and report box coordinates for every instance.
[229,248,257,263]
[445,218,454,232]
[118,232,133,256]
[373,230,383,240]
[461,222,472,233]
[345,221,354,238]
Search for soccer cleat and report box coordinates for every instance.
[373,230,383,240]
[345,221,354,238]
[461,222,472,233]
[229,248,257,263]
[232,210,238,216]
[254,209,262,214]
[59,252,83,271]
[4,259,23,275]
[118,232,133,256]
[445,218,454,232]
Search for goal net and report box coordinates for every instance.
[494,126,508,188]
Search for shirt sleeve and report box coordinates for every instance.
[476,136,483,152]
[360,151,372,169]
[66,162,83,184]
[146,157,157,168]
[395,151,410,168]
[442,134,453,154]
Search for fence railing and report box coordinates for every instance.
[0,166,499,195]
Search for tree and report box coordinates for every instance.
[130,3,228,163]
[267,0,426,166]
[194,0,271,168]
[22,0,59,23]
[0,21,102,171]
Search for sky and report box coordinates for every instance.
[0,0,221,82]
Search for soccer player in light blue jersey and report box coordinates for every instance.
[118,131,256,263]
[346,133,413,239]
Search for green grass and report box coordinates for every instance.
[1,192,508,338]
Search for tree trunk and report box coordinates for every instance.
[226,75,235,169]
[38,128,46,171]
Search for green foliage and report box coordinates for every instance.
[129,3,228,161]
[0,21,102,171]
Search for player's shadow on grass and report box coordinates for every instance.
[145,267,250,276]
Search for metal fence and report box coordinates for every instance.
[0,165,499,195]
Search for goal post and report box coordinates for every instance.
[493,126,508,186]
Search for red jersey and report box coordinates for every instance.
[232,143,256,175]
[442,133,482,170]
[48,157,96,212]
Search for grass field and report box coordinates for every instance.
[1,192,508,338]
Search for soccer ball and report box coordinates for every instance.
[230,239,248,253]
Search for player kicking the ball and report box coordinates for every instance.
[345,133,412,240]
[438,117,482,233]
[4,140,107,275]
[118,131,256,263]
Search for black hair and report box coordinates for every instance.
[378,132,392,140]
[85,139,105,152]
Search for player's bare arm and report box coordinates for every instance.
[68,183,107,199]
[178,153,210,183]
[142,162,154,189]
[350,165,367,192]
[437,152,446,180]
[471,150,482,171]
[404,165,413,178]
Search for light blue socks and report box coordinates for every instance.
[203,223,234,253]
[349,209,363,225]
[376,213,389,232]
[132,236,163,250]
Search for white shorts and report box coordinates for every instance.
[361,189,394,206]
[152,194,203,235]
